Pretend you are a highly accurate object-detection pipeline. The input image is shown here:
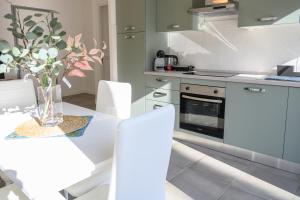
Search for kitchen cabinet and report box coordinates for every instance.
[284,88,300,163]
[224,83,288,158]
[146,75,180,91]
[116,0,145,33]
[238,0,300,27]
[117,32,145,116]
[157,0,194,32]
[146,88,180,104]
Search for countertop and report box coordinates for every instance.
[144,71,300,88]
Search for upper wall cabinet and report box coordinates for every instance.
[238,0,300,27]
[116,0,145,33]
[157,0,195,32]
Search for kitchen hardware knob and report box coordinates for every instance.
[124,26,136,31]
[124,35,136,39]
[153,92,167,97]
[258,16,278,22]
[214,89,218,94]
[153,104,163,109]
[185,86,190,91]
[155,78,168,82]
[170,24,180,29]
[244,87,266,93]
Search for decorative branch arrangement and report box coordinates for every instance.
[0,10,105,88]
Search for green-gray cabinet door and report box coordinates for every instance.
[116,0,145,33]
[224,83,288,158]
[157,0,194,32]
[284,88,300,163]
[117,32,145,116]
[238,0,300,27]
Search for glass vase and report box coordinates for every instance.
[37,85,63,127]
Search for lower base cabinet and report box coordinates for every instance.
[145,100,179,130]
[224,83,288,158]
[284,88,300,163]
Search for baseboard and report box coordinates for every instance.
[174,130,300,175]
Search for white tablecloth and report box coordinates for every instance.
[0,103,119,199]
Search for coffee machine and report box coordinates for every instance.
[153,50,178,71]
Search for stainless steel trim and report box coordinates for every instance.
[124,35,136,39]
[155,78,168,82]
[182,95,223,104]
[180,84,225,98]
[258,16,278,22]
[244,87,266,93]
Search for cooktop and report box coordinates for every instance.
[183,71,237,78]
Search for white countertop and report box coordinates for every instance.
[144,71,300,88]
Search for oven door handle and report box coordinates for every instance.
[182,95,223,104]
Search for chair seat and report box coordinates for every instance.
[0,184,29,200]
[65,159,112,198]
[75,181,192,200]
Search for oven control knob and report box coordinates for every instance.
[214,89,218,94]
[185,86,190,91]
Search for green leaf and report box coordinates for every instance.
[30,64,45,73]
[48,48,58,59]
[26,32,38,40]
[38,48,48,61]
[24,20,36,27]
[9,22,18,27]
[41,73,50,87]
[12,47,21,57]
[12,31,23,39]
[4,13,13,19]
[0,40,10,51]
[33,26,44,34]
[55,40,67,50]
[0,64,7,73]
[51,35,61,40]
[0,54,13,64]
[50,18,58,28]
[53,22,62,31]
[59,31,66,36]
[7,27,13,32]
[34,13,43,17]
[23,15,32,22]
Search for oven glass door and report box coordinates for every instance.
[180,93,225,139]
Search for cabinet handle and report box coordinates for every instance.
[169,24,180,29]
[155,78,168,82]
[153,104,163,109]
[153,92,167,97]
[258,16,278,22]
[244,87,266,93]
[124,35,136,39]
[124,26,136,31]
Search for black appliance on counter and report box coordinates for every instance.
[180,83,226,139]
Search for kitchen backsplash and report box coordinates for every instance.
[167,19,300,73]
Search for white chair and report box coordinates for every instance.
[96,81,131,119]
[0,79,36,112]
[70,105,192,200]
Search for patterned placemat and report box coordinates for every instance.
[6,115,93,140]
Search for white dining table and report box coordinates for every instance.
[0,102,120,200]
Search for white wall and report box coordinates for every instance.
[0,0,96,96]
[168,19,300,73]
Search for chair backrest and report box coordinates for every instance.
[109,105,175,200]
[96,81,131,119]
[0,79,36,112]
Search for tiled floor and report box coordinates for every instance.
[64,93,300,200]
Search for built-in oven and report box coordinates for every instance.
[180,84,226,139]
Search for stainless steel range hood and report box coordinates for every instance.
[188,0,238,20]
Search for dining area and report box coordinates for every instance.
[0,79,190,200]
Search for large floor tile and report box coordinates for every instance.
[167,142,206,180]
[219,185,266,200]
[170,157,239,200]
[232,171,299,200]
[244,162,300,195]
